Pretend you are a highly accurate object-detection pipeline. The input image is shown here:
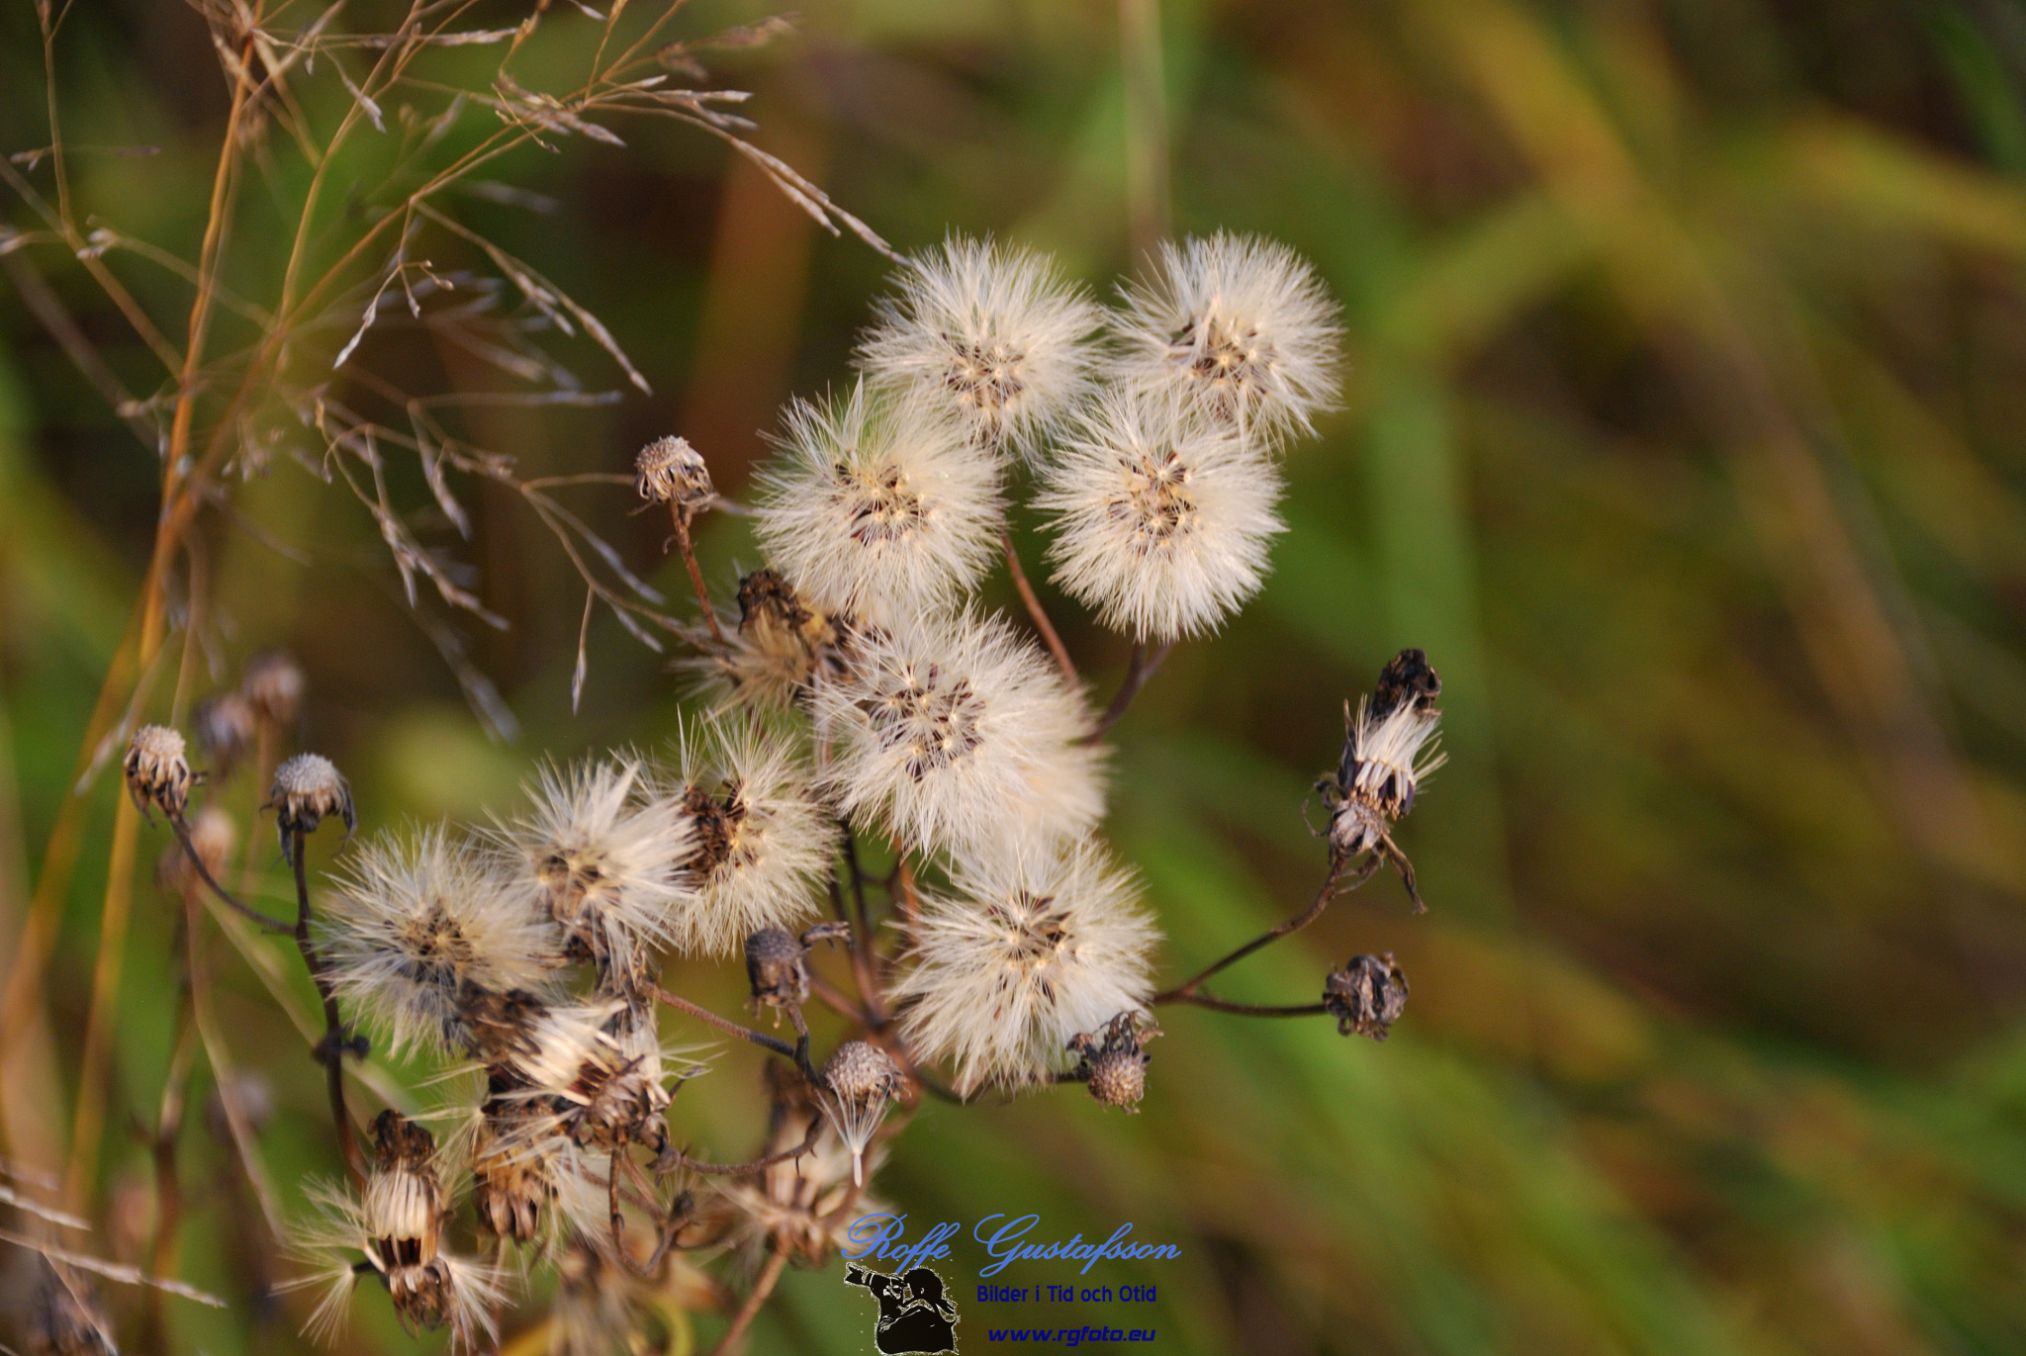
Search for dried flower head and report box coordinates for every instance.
[124,724,194,821]
[856,235,1102,461]
[1068,1011,1160,1113]
[1321,651,1446,909]
[696,568,856,710]
[242,650,306,727]
[665,720,837,957]
[635,434,715,519]
[322,826,563,1058]
[811,610,1106,863]
[1324,952,1409,1040]
[710,1100,886,1264]
[819,1040,907,1187]
[500,999,689,1154]
[1037,392,1284,641]
[743,922,849,1015]
[286,1112,507,1350]
[194,691,259,779]
[891,842,1158,1094]
[1113,232,1342,449]
[158,804,237,895]
[752,381,1002,625]
[550,1233,673,1356]
[271,753,356,864]
[496,756,691,987]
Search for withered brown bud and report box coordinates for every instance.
[744,926,808,1009]
[1369,647,1441,722]
[270,752,354,863]
[1068,1011,1159,1113]
[471,1079,555,1242]
[636,435,714,518]
[123,724,193,821]
[241,650,305,728]
[1324,952,1408,1040]
[194,691,258,779]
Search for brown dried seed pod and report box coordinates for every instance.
[636,435,715,518]
[1068,1011,1158,1113]
[1323,952,1408,1041]
[823,1040,905,1106]
[194,691,259,778]
[744,926,808,1009]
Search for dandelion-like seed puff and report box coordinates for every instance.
[1037,392,1285,641]
[890,841,1158,1094]
[752,380,1002,626]
[322,825,564,1058]
[810,610,1105,863]
[1112,231,1342,450]
[857,234,1103,462]
[493,756,691,986]
[663,718,838,958]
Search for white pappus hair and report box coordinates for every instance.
[1036,391,1285,641]
[1111,232,1342,450]
[751,380,1003,626]
[662,717,839,958]
[808,609,1106,864]
[321,825,564,1059]
[492,755,692,983]
[888,840,1159,1095]
[856,234,1103,463]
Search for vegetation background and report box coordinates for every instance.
[2,0,2024,1352]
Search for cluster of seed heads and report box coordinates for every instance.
[89,229,1456,1355]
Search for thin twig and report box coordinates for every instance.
[1153,855,1369,1004]
[661,1120,821,1178]
[1002,526,1077,686]
[649,984,817,1082]
[166,811,292,931]
[1158,994,1330,1017]
[671,508,726,645]
[709,1247,791,1356]
[1077,640,1174,745]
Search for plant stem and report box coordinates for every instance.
[291,830,365,1184]
[710,1248,790,1356]
[1078,640,1173,745]
[1154,855,1369,1003]
[670,507,726,644]
[1002,527,1077,686]
[166,811,292,932]
[649,984,815,1080]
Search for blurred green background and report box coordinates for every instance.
[3,0,2026,1352]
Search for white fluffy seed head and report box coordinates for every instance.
[494,756,692,984]
[856,235,1103,462]
[889,841,1158,1094]
[1112,232,1342,451]
[810,610,1106,864]
[662,719,838,958]
[752,381,1003,626]
[1037,391,1285,641]
[322,826,563,1059]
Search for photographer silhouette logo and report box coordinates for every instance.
[844,1261,960,1353]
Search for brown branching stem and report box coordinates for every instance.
[1002,527,1077,686]
[290,831,365,1185]
[166,811,293,932]
[1153,855,1374,1005]
[649,984,820,1084]
[1078,641,1174,745]
[661,1120,822,1178]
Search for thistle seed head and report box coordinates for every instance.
[1323,952,1409,1040]
[242,650,305,727]
[124,724,193,821]
[271,753,355,862]
[635,435,714,518]
[819,1040,907,1188]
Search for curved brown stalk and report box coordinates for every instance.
[166,811,292,932]
[1002,527,1077,686]
[290,831,365,1184]
[1153,855,1373,1004]
[1077,640,1173,745]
